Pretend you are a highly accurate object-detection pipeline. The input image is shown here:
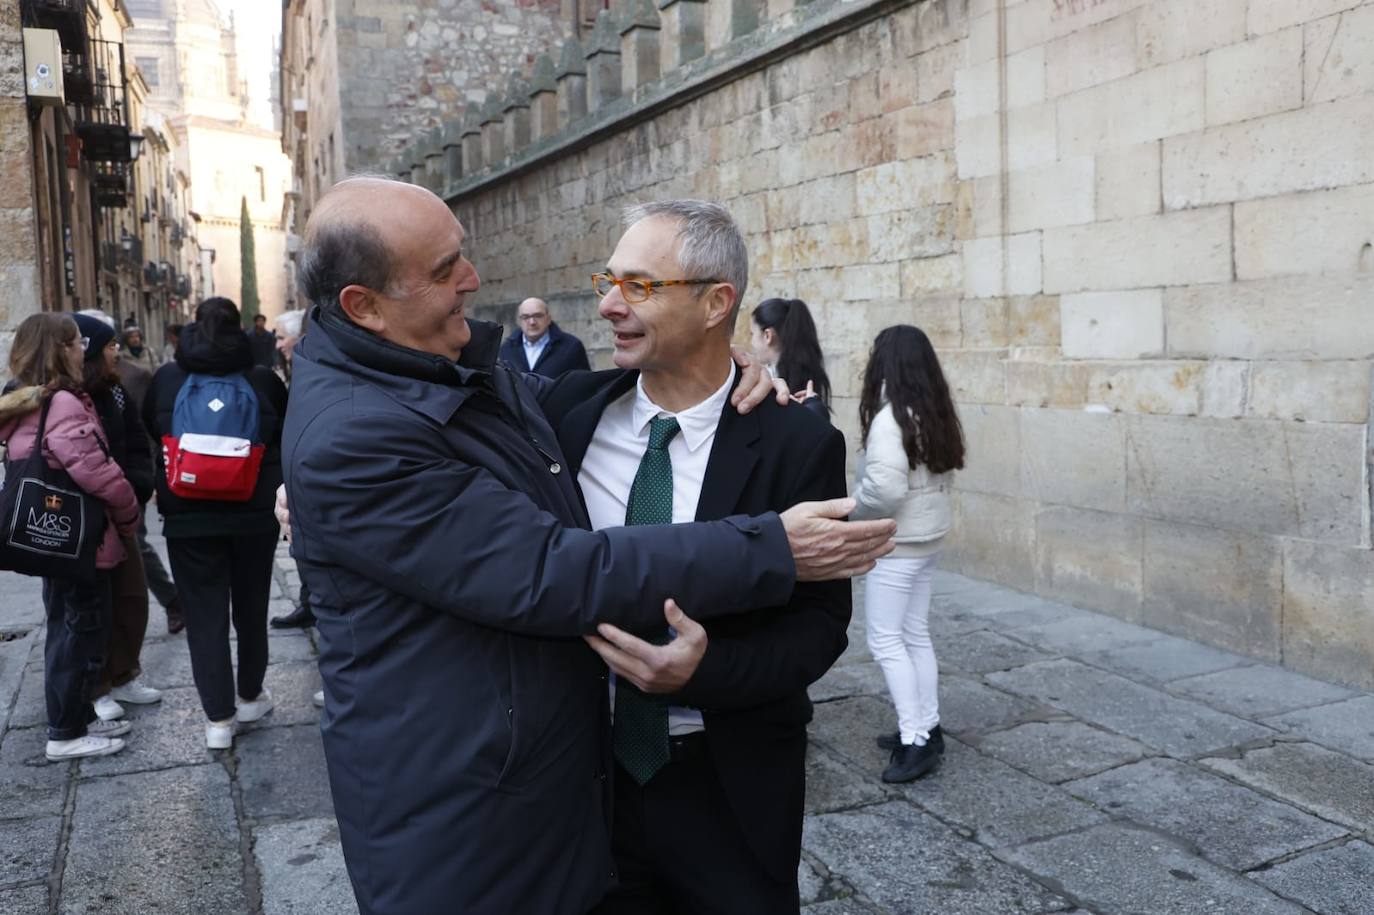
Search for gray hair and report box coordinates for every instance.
[622,200,749,323]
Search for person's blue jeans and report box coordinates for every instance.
[42,573,112,741]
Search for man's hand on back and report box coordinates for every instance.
[781,498,896,581]
[585,599,707,693]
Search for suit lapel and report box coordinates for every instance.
[559,370,639,474]
[695,389,760,522]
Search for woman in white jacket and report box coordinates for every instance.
[851,325,965,783]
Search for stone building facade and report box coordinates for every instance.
[2,0,206,367]
[278,0,571,241]
[389,0,1374,689]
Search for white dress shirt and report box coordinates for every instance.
[579,362,737,735]
[522,332,551,369]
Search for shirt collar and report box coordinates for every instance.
[631,362,737,453]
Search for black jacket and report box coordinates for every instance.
[498,321,591,378]
[281,308,797,915]
[89,381,155,506]
[247,326,278,368]
[143,322,287,538]
[548,369,851,888]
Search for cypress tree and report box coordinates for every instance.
[239,195,260,321]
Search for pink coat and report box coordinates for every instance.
[0,387,141,569]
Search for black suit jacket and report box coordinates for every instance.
[498,322,591,378]
[547,369,852,886]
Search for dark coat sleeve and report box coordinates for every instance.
[568,337,591,372]
[288,405,797,639]
[119,385,156,504]
[675,427,852,710]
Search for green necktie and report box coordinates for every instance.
[613,415,680,785]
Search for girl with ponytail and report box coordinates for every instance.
[750,298,832,418]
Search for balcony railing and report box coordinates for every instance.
[76,39,132,163]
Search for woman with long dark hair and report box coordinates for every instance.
[750,298,831,418]
[0,313,142,760]
[144,297,287,749]
[852,325,964,783]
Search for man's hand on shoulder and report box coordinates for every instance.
[729,347,791,415]
[584,599,706,693]
[275,484,291,542]
[781,497,896,581]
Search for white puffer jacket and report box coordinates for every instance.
[851,402,952,556]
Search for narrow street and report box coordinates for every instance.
[1,517,1369,913]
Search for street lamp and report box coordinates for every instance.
[128,133,145,162]
[120,230,133,252]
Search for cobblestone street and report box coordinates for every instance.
[1,518,1371,913]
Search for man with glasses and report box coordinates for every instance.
[280,178,894,915]
[547,200,851,913]
[498,296,591,377]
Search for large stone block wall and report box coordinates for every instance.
[338,0,570,164]
[0,2,40,368]
[437,0,1374,689]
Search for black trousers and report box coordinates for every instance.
[137,510,178,609]
[42,573,112,741]
[166,534,277,721]
[592,737,799,915]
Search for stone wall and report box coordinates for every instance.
[418,0,1374,689]
[0,1,41,367]
[339,0,570,165]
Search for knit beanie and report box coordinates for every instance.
[73,312,116,363]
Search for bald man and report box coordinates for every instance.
[279,178,895,915]
[498,296,591,377]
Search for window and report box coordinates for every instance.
[255,166,266,202]
[136,57,159,87]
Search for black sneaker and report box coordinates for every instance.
[876,724,944,753]
[881,740,941,783]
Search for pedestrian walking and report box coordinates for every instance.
[853,325,965,783]
[144,297,287,749]
[72,314,163,722]
[121,325,160,375]
[247,314,278,369]
[0,313,142,761]
[750,297,832,418]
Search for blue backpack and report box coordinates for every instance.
[161,373,264,501]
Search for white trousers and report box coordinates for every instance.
[864,553,940,746]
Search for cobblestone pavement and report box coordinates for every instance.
[1,521,1371,913]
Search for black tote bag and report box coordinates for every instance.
[0,395,107,582]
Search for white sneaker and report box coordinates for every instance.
[110,679,163,705]
[88,717,132,738]
[46,735,125,761]
[235,689,274,723]
[206,717,236,749]
[93,695,125,721]
[312,690,324,708]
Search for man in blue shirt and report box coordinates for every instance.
[499,296,591,377]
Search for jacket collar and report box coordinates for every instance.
[300,305,506,425]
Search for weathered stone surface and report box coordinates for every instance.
[962,232,1042,297]
[944,491,1037,596]
[810,660,887,703]
[953,405,1021,499]
[1249,0,1364,35]
[1141,522,1284,660]
[0,815,59,885]
[140,635,317,691]
[1125,415,1367,547]
[1057,57,1204,154]
[237,725,335,822]
[1007,612,1160,657]
[1247,360,1373,424]
[896,737,1106,847]
[254,817,359,915]
[255,662,327,729]
[975,720,1151,783]
[1045,11,1139,98]
[0,884,46,914]
[1095,141,1161,219]
[1200,742,1374,833]
[1020,408,1127,513]
[1235,183,1374,280]
[937,675,1044,736]
[1304,3,1374,104]
[63,764,248,915]
[1060,289,1165,359]
[80,687,220,778]
[1042,206,1232,294]
[1138,0,1248,66]
[0,725,68,820]
[1204,27,1303,126]
[804,802,1074,913]
[1168,665,1357,719]
[1282,540,1374,691]
[997,823,1306,914]
[1249,839,1374,915]
[936,630,1054,675]
[1077,634,1250,684]
[1064,757,1348,869]
[1263,696,1374,763]
[1033,507,1144,619]
[986,659,1276,756]
[804,742,891,815]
